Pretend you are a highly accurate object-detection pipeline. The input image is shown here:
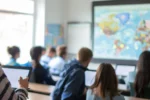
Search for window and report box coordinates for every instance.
[0,0,34,64]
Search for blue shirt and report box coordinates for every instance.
[7,58,20,66]
[52,59,86,100]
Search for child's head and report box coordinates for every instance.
[47,47,56,58]
[42,47,46,55]
[135,51,150,97]
[77,47,93,67]
[30,46,43,63]
[7,46,20,59]
[137,51,150,72]
[91,63,118,99]
[57,45,67,59]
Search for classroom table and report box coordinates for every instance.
[28,92,51,100]
[52,75,60,81]
[28,93,148,100]
[28,83,128,95]
[29,83,55,95]
[125,96,149,100]
[118,84,128,92]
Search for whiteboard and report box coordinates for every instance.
[67,23,92,54]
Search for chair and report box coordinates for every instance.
[143,87,150,99]
[129,82,135,96]
[129,82,150,99]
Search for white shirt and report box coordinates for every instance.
[40,55,51,67]
[49,56,66,74]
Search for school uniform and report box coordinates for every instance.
[0,66,28,100]
[7,58,20,66]
[49,56,66,75]
[86,89,125,100]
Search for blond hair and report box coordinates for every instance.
[77,47,93,63]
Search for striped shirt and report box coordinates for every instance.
[0,67,28,100]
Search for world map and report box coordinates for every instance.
[93,5,150,60]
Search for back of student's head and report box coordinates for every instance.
[57,45,67,59]
[47,46,56,57]
[91,63,118,100]
[42,47,46,55]
[7,46,20,59]
[135,51,150,97]
[77,47,93,64]
[30,46,43,66]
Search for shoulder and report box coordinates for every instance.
[71,68,84,77]
[86,89,96,100]
[113,95,125,100]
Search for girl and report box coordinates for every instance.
[7,46,20,66]
[87,63,124,100]
[29,46,56,85]
[135,51,150,98]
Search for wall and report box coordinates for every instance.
[45,0,65,24]
[34,0,45,46]
[66,0,104,22]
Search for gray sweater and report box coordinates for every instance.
[86,89,125,100]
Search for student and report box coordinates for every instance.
[87,63,125,100]
[134,51,150,98]
[49,45,67,75]
[52,47,93,100]
[0,66,28,100]
[40,46,56,68]
[29,46,56,85]
[42,47,46,55]
[7,46,20,66]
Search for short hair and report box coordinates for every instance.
[48,47,56,53]
[57,45,67,57]
[77,47,93,63]
[7,46,20,58]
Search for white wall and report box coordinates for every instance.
[45,0,66,24]
[66,0,104,22]
[34,0,45,46]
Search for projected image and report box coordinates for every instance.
[93,4,150,60]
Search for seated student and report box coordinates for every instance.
[0,66,28,100]
[29,46,56,85]
[40,46,56,68]
[49,45,67,75]
[134,51,150,98]
[87,63,125,100]
[7,46,20,66]
[52,47,93,100]
[42,47,46,55]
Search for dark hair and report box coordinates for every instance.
[42,47,46,52]
[48,47,56,53]
[135,51,150,98]
[77,47,93,63]
[90,63,118,100]
[30,46,43,67]
[7,46,20,58]
[57,45,67,58]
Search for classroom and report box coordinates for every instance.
[0,0,150,100]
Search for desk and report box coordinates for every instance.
[52,75,60,81]
[119,84,128,92]
[28,93,51,100]
[29,83,55,95]
[125,96,149,100]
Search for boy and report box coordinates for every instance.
[52,47,93,100]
